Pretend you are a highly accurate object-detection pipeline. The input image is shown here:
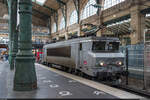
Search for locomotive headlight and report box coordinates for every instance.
[99,61,106,66]
[116,61,123,66]
[118,62,122,65]
[100,62,104,66]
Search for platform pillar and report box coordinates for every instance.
[14,0,37,91]
[130,5,145,44]
[7,0,13,69]
[11,0,18,70]
[7,0,18,70]
[96,0,104,37]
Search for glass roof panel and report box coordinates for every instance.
[32,0,47,6]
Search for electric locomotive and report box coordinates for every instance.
[42,36,126,84]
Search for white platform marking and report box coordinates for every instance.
[59,91,72,96]
[68,80,77,83]
[49,84,59,88]
[93,91,106,95]
[43,80,52,83]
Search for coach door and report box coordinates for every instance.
[79,43,83,69]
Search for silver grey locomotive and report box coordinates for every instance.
[42,36,126,83]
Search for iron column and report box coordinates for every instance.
[14,0,37,91]
[11,0,18,70]
[7,0,18,70]
[7,0,12,68]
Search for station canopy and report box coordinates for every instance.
[145,14,150,29]
[31,0,68,26]
[103,15,131,36]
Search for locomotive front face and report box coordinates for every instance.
[95,55,125,74]
[88,40,126,80]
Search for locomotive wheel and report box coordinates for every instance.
[70,68,75,74]
[45,62,47,66]
[78,71,81,76]
[68,68,72,73]
[80,72,85,78]
[61,66,64,71]
[61,66,66,71]
[91,76,97,81]
[71,69,75,74]
[48,63,52,67]
[79,72,82,77]
[64,67,69,72]
[73,70,79,75]
[87,75,94,80]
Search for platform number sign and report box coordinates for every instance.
[144,29,150,43]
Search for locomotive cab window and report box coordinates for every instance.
[92,41,119,52]
[107,42,119,52]
[92,41,106,52]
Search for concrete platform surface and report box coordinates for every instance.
[0,61,146,99]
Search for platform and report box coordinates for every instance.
[0,61,145,99]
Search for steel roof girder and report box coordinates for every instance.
[59,4,67,28]
[32,8,50,19]
[73,0,80,23]
[53,12,58,31]
[56,0,66,5]
[43,5,56,15]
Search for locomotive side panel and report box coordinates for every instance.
[71,43,80,69]
[46,56,75,68]
[79,42,94,74]
[46,45,76,68]
[47,46,71,57]
[42,47,47,63]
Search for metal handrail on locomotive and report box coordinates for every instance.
[42,36,126,83]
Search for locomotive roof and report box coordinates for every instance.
[44,36,120,48]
